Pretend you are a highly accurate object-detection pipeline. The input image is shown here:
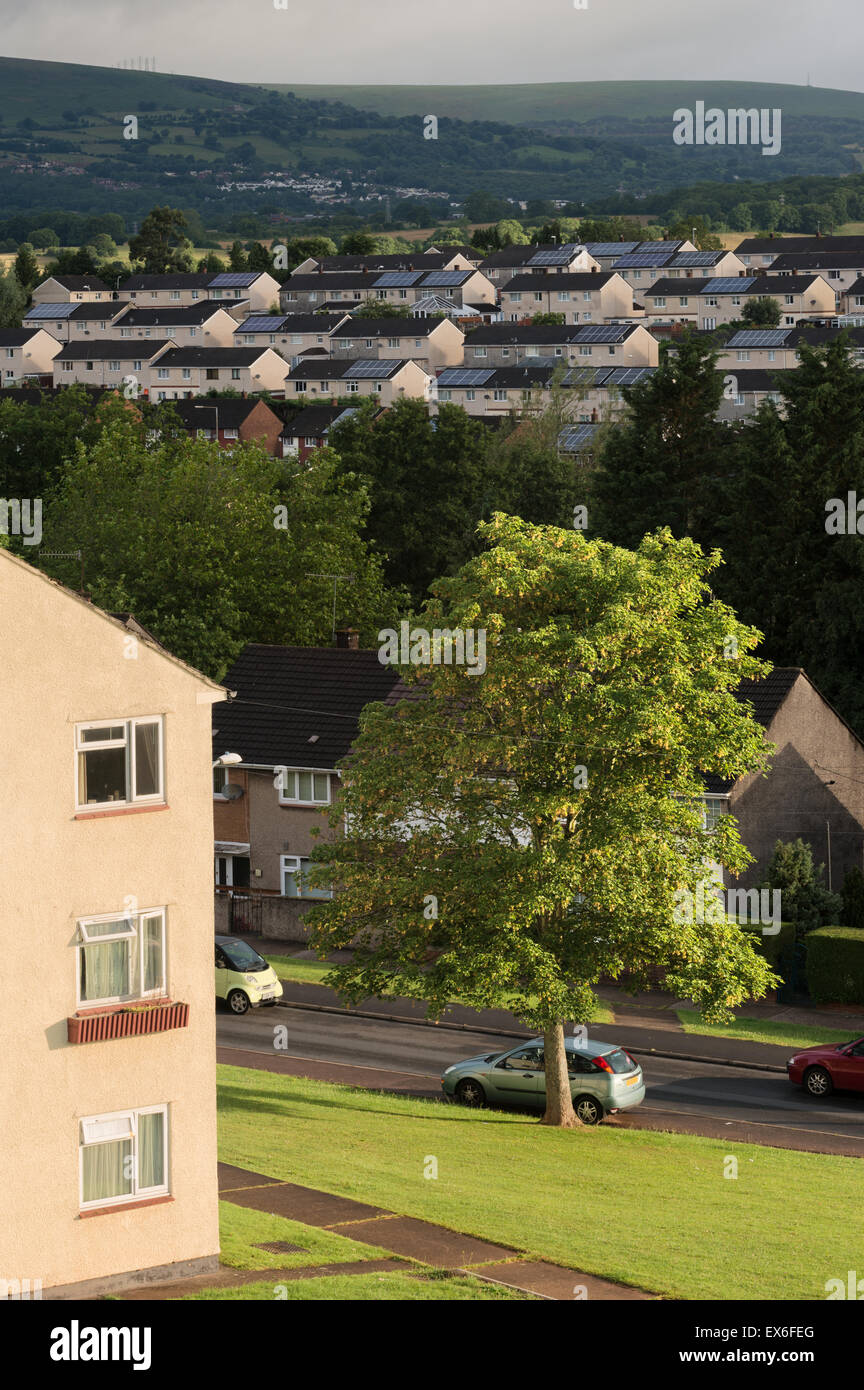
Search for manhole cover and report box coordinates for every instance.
[254,1241,308,1255]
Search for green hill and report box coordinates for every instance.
[268,80,864,127]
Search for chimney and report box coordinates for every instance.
[335,627,359,650]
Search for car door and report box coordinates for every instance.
[831,1038,864,1092]
[490,1046,545,1105]
[567,1050,605,1102]
[215,945,230,1001]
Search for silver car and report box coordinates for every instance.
[441,1036,646,1124]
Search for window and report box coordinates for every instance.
[182,369,191,380]
[493,389,507,401]
[705,296,718,307]
[346,380,359,392]
[388,337,400,348]
[206,368,219,380]
[189,328,197,338]
[75,717,163,810]
[679,297,689,307]
[438,389,451,401]
[731,296,741,306]
[365,338,374,348]
[784,295,794,305]
[767,350,776,362]
[399,290,408,300]
[501,348,510,358]
[77,908,166,1007]
[653,297,667,308]
[499,1046,543,1071]
[736,350,751,362]
[231,368,241,380]
[85,361,94,372]
[702,797,728,831]
[829,271,841,280]
[281,855,332,899]
[223,427,239,439]
[278,769,330,805]
[509,293,522,303]
[62,361,73,372]
[157,368,169,380]
[465,389,475,401]
[583,312,593,321]
[170,291,180,301]
[79,1105,168,1211]
[579,346,592,357]
[558,291,570,301]
[473,346,487,358]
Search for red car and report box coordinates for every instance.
[787,1036,864,1097]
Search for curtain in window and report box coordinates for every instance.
[82,1139,132,1203]
[134,722,160,798]
[80,939,130,1002]
[138,1112,164,1190]
[142,915,163,993]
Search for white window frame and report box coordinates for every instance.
[280,854,333,900]
[277,768,331,806]
[74,716,164,811]
[76,907,167,1008]
[79,1104,169,1212]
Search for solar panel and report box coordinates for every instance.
[344,359,392,377]
[612,252,673,268]
[639,240,682,252]
[528,245,583,266]
[373,272,422,287]
[436,369,495,387]
[26,302,77,318]
[728,329,790,346]
[670,252,721,267]
[209,272,257,287]
[574,324,631,343]
[559,423,600,450]
[236,315,286,333]
[419,271,467,286]
[702,278,757,294]
[586,242,640,256]
[605,367,657,384]
[561,367,612,387]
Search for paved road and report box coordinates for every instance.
[216,1006,864,1156]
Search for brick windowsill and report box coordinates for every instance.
[74,804,169,821]
[79,1195,174,1220]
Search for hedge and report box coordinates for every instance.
[805,927,864,1005]
[741,920,795,972]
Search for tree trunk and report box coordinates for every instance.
[540,1022,581,1127]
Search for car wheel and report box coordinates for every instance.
[455,1077,486,1108]
[804,1066,833,1098]
[227,989,250,1015]
[574,1094,605,1125]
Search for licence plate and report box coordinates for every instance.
[626,1075,640,1086]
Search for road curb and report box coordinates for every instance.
[273,997,788,1074]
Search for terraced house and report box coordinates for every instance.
[0,549,226,1297]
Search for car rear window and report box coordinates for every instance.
[601,1048,636,1073]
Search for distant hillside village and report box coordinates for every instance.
[5,231,864,457]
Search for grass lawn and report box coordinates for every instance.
[676,1009,860,1051]
[217,1199,394,1271]
[218,1063,862,1301]
[267,954,614,1023]
[183,1271,528,1300]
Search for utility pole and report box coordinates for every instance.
[310,573,355,642]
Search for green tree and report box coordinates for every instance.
[762,840,841,937]
[495,218,530,247]
[741,296,781,327]
[228,240,248,271]
[308,518,774,1125]
[14,242,39,288]
[0,267,28,329]
[197,251,226,273]
[531,312,566,326]
[28,227,60,250]
[128,206,194,274]
[667,217,722,250]
[590,334,728,548]
[339,232,378,255]
[349,300,413,319]
[37,400,402,677]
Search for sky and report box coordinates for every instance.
[0,0,861,91]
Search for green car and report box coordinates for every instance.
[441,1036,645,1125]
[215,935,283,1015]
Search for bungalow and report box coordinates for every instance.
[147,346,289,399]
[479,242,601,289]
[286,357,432,406]
[31,275,110,304]
[328,315,465,369]
[501,271,633,323]
[110,304,240,347]
[52,340,174,390]
[463,321,658,368]
[0,328,62,382]
[211,636,404,937]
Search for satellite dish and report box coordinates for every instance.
[222,783,244,801]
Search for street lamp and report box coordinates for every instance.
[213,752,242,768]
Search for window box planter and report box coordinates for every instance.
[67,1000,189,1044]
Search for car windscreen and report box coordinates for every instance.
[221,940,267,972]
[601,1048,637,1073]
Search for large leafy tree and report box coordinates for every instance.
[36,400,402,677]
[309,517,775,1127]
[0,385,107,497]
[128,206,194,274]
[0,267,28,330]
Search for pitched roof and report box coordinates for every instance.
[55,340,173,359]
[288,357,409,380]
[297,252,451,273]
[158,398,278,429]
[150,347,269,366]
[41,275,109,290]
[735,236,864,255]
[212,644,405,767]
[112,304,231,326]
[120,274,213,290]
[504,272,614,291]
[329,318,444,338]
[0,330,43,347]
[282,405,352,437]
[769,251,864,271]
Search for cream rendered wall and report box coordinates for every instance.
[0,551,224,1293]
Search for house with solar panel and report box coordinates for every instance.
[22,300,123,343]
[478,242,601,289]
[644,273,836,330]
[462,322,658,369]
[206,270,281,314]
[583,238,697,271]
[232,312,349,359]
[327,316,465,370]
[610,247,746,295]
[280,267,496,314]
[146,345,290,399]
[116,271,280,316]
[502,271,633,324]
[433,360,657,419]
[712,323,864,372]
[285,357,431,406]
